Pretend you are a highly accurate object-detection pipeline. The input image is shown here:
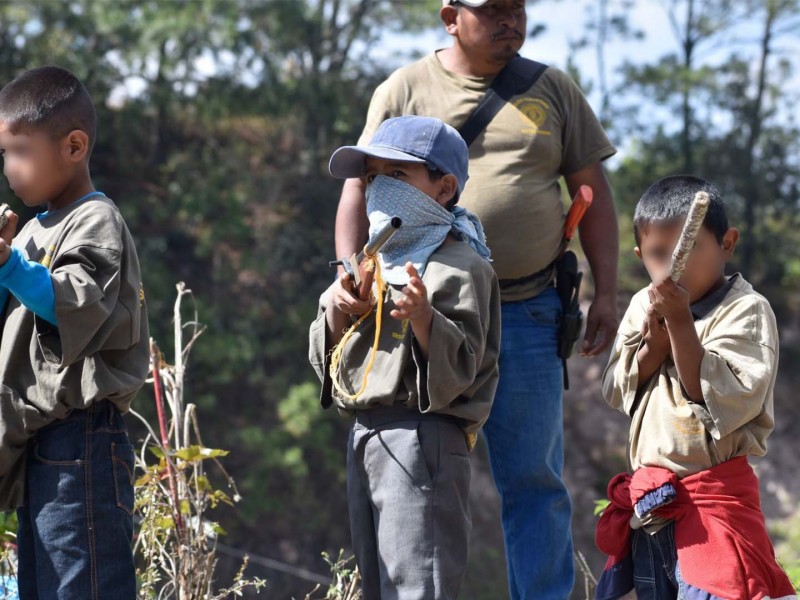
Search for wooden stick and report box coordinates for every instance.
[668,191,710,281]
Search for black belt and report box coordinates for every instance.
[498,260,557,291]
[354,404,459,429]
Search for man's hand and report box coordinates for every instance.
[647,276,691,324]
[580,294,617,357]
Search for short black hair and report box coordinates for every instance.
[634,175,728,247]
[426,165,459,210]
[0,66,96,154]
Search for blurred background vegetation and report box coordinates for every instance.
[0,0,798,597]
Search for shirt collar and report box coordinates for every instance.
[691,273,740,320]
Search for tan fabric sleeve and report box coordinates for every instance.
[551,69,616,175]
[694,297,778,439]
[602,290,648,416]
[357,74,408,146]
[308,285,335,409]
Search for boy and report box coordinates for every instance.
[597,175,795,599]
[309,115,501,600]
[0,66,149,599]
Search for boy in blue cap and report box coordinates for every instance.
[309,115,501,600]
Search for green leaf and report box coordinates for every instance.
[173,445,230,462]
[594,499,611,517]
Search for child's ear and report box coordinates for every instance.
[436,174,459,208]
[634,247,642,260]
[722,227,739,258]
[62,130,89,163]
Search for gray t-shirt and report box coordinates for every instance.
[0,195,149,509]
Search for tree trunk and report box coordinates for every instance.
[740,1,775,277]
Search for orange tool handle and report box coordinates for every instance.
[564,185,593,242]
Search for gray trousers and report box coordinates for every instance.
[347,406,472,600]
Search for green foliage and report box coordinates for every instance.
[593,499,611,517]
[771,513,800,592]
[132,286,265,599]
[0,513,16,588]
[1,0,799,596]
[303,551,361,600]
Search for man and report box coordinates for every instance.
[334,1,619,597]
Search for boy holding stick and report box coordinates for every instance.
[596,175,795,599]
[0,66,148,599]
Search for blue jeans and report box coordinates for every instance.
[631,522,688,599]
[482,288,574,599]
[16,400,136,600]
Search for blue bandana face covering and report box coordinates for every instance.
[365,175,491,285]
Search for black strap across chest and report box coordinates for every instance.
[457,56,549,147]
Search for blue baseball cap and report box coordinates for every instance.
[329,115,470,193]
[442,0,489,5]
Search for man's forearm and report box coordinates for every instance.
[335,178,370,260]
[565,164,618,299]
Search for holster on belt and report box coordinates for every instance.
[555,250,583,390]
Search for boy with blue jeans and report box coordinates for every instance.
[0,66,149,599]
[310,116,501,599]
[597,176,795,599]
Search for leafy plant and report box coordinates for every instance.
[130,283,266,599]
[303,551,361,600]
[0,513,16,600]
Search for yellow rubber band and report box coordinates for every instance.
[329,255,386,401]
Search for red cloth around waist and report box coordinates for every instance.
[596,456,795,600]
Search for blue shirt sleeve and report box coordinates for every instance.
[0,247,57,326]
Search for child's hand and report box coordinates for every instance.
[390,263,432,326]
[330,272,373,316]
[647,276,691,324]
[0,239,10,266]
[641,303,671,357]
[0,206,18,247]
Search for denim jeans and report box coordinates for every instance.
[631,522,686,599]
[482,288,574,599]
[16,400,136,600]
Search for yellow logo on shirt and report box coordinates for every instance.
[40,245,56,269]
[512,97,551,135]
[392,319,410,340]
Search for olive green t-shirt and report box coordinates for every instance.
[309,241,501,434]
[0,195,149,509]
[359,52,616,301]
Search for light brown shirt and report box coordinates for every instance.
[602,275,779,478]
[359,52,616,301]
[309,241,501,434]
